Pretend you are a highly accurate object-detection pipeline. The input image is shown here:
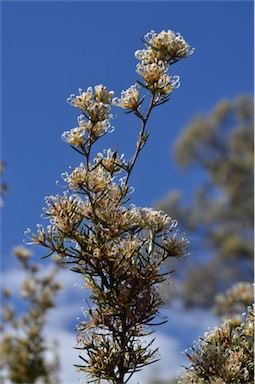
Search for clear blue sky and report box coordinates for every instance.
[0,2,253,382]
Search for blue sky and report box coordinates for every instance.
[1,0,253,257]
[1,1,254,382]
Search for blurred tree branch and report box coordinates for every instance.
[156,95,254,308]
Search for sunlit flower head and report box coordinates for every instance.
[62,163,87,189]
[163,232,189,259]
[112,84,140,110]
[67,87,93,110]
[67,85,114,121]
[95,148,126,173]
[111,235,143,260]
[61,116,91,146]
[62,163,113,194]
[156,74,180,99]
[43,193,84,232]
[88,101,112,121]
[134,47,159,64]
[126,206,173,232]
[95,119,114,136]
[144,29,194,61]
[140,208,172,231]
[62,114,113,146]
[86,166,114,194]
[136,61,167,86]
[24,224,47,245]
[93,84,114,103]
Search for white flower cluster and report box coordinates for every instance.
[134,29,193,100]
[112,84,140,110]
[62,162,113,194]
[67,84,114,117]
[110,235,143,260]
[112,30,193,110]
[127,206,173,232]
[143,30,194,60]
[43,193,85,232]
[63,85,114,146]
[94,149,127,174]
[179,305,254,384]
[61,124,87,147]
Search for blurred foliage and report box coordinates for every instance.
[213,281,254,327]
[0,161,8,207]
[179,283,254,384]
[156,95,254,307]
[0,247,62,384]
[149,380,178,384]
[149,380,177,384]
[148,282,254,384]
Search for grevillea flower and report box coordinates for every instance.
[42,193,84,231]
[134,47,159,64]
[67,87,94,110]
[156,74,180,99]
[95,148,127,173]
[136,61,167,85]
[112,84,140,110]
[93,84,114,103]
[67,85,114,121]
[143,29,194,61]
[62,163,113,194]
[62,115,113,146]
[61,117,90,146]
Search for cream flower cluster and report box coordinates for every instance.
[38,168,187,261]
[62,162,113,194]
[94,149,127,174]
[96,203,176,238]
[157,73,180,98]
[110,235,144,261]
[134,29,193,101]
[112,84,140,110]
[163,232,189,259]
[179,305,254,384]
[112,29,193,110]
[63,85,114,146]
[143,30,194,61]
[135,55,178,100]
[126,206,173,232]
[21,279,37,298]
[61,123,87,147]
[67,84,114,117]
[43,193,85,232]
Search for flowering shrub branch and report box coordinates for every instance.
[26,30,193,384]
[178,305,254,384]
[178,282,254,383]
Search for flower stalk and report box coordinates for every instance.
[27,29,194,383]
